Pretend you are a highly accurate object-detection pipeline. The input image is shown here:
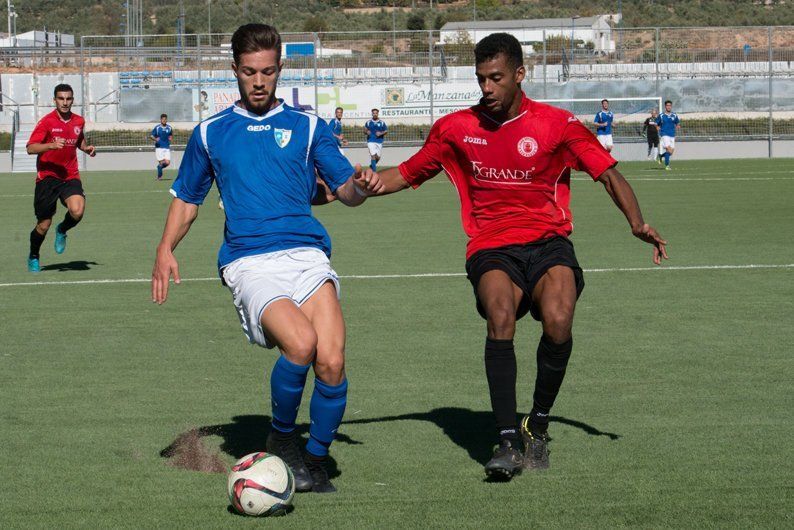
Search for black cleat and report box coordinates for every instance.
[266,430,314,492]
[304,455,336,493]
[484,439,524,480]
[520,416,550,470]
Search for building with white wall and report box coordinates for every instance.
[440,15,620,54]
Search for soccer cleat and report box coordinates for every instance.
[304,455,336,493]
[665,166,671,171]
[266,430,313,492]
[54,224,67,254]
[520,417,550,470]
[27,257,40,273]
[484,439,524,480]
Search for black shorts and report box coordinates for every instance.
[647,135,659,148]
[465,236,585,322]
[34,177,84,221]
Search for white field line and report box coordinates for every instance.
[0,263,791,288]
[0,190,167,198]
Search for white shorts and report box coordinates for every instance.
[221,247,340,349]
[367,142,383,158]
[155,148,171,161]
[661,136,676,150]
[597,134,613,148]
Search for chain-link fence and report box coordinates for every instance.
[1,26,792,152]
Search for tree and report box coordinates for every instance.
[302,15,328,33]
[406,13,425,31]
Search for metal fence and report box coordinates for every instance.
[1,26,793,151]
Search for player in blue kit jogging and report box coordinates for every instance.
[329,106,347,153]
[594,99,614,152]
[151,24,383,493]
[151,113,173,180]
[656,100,681,170]
[364,108,387,171]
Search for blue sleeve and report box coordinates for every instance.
[595,113,601,123]
[313,119,354,194]
[151,126,158,137]
[383,122,388,131]
[674,115,680,124]
[655,116,662,126]
[170,127,214,205]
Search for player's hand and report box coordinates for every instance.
[632,223,669,265]
[151,246,181,304]
[352,163,384,195]
[341,138,348,147]
[86,145,96,157]
[51,138,66,150]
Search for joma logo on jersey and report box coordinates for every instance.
[472,161,535,184]
[274,128,292,148]
[246,124,272,132]
[517,136,538,158]
[463,136,488,145]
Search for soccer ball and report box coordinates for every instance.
[227,452,295,516]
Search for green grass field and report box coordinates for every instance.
[1,159,792,527]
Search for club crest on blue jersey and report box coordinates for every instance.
[274,128,292,148]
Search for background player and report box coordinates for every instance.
[364,108,387,171]
[329,106,348,153]
[151,23,380,494]
[353,33,667,479]
[26,83,96,272]
[656,100,681,170]
[594,98,614,152]
[151,113,173,180]
[642,108,660,164]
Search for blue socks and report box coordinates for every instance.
[306,378,348,457]
[269,356,311,433]
[157,163,163,178]
[663,152,671,166]
[370,159,377,172]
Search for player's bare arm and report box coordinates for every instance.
[333,164,385,206]
[362,166,410,196]
[312,177,336,205]
[598,167,669,265]
[27,138,65,154]
[79,137,96,157]
[152,198,199,304]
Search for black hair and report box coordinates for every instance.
[371,108,379,112]
[160,113,167,119]
[231,24,281,65]
[601,98,609,104]
[335,107,343,112]
[54,83,73,97]
[665,100,673,105]
[474,32,523,70]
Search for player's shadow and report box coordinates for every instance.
[41,260,99,272]
[160,414,362,479]
[343,407,621,466]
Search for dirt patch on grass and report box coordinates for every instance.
[160,429,227,473]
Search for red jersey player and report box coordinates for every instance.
[26,83,96,272]
[354,33,667,478]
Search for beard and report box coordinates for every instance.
[237,80,276,115]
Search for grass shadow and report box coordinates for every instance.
[40,260,99,272]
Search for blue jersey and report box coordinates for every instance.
[656,112,680,137]
[329,118,343,146]
[594,111,614,135]
[152,124,173,148]
[365,119,387,144]
[171,101,354,270]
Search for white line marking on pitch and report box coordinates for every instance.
[0,263,791,288]
[0,190,168,198]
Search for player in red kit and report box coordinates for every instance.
[26,84,96,272]
[355,34,668,478]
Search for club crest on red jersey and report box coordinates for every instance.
[73,126,82,135]
[517,136,538,158]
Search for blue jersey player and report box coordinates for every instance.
[364,108,387,171]
[656,100,680,170]
[151,24,383,494]
[329,106,347,152]
[594,99,614,152]
[150,113,173,180]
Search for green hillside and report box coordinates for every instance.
[6,0,794,38]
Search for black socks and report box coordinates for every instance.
[59,212,81,234]
[529,334,573,434]
[29,229,46,259]
[484,337,518,443]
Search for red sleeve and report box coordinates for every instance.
[27,118,49,146]
[561,118,617,181]
[77,117,85,145]
[398,120,447,189]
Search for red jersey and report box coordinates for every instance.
[399,96,617,258]
[27,110,85,182]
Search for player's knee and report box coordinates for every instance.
[486,304,516,339]
[70,206,85,220]
[36,219,52,233]
[281,331,318,365]
[541,307,574,344]
[162,160,170,167]
[314,353,345,385]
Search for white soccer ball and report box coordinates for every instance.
[227,452,295,516]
